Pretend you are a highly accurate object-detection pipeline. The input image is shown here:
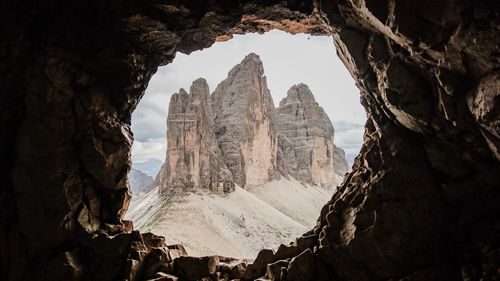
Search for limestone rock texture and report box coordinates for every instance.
[277,83,348,186]
[158,78,233,193]
[1,1,499,281]
[212,53,279,188]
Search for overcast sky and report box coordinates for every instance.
[131,30,366,165]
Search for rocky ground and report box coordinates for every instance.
[108,228,320,281]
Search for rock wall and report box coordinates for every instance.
[1,1,499,281]
[277,83,348,186]
[211,53,279,188]
[158,78,233,193]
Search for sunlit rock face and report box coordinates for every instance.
[211,53,279,188]
[277,84,348,187]
[158,78,233,193]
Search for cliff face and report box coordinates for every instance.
[211,53,279,188]
[277,84,348,186]
[158,78,233,193]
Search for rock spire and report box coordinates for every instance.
[157,78,234,193]
[158,54,348,193]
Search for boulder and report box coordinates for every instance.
[167,244,188,259]
[242,249,275,280]
[266,260,289,281]
[142,232,167,249]
[142,248,171,279]
[229,262,247,279]
[173,256,219,281]
[274,235,316,260]
[286,249,316,281]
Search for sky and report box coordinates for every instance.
[131,30,366,166]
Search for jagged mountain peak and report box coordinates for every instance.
[190,78,209,94]
[188,78,211,107]
[211,53,278,188]
[227,53,265,79]
[242,52,262,65]
[280,83,316,106]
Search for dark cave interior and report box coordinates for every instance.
[0,1,499,280]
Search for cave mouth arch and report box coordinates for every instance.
[127,30,366,259]
[2,1,499,280]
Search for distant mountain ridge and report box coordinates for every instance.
[132,158,163,177]
[129,168,154,195]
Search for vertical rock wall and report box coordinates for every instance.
[159,78,233,193]
[211,53,279,188]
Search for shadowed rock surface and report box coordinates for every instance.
[1,1,499,281]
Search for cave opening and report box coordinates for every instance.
[3,1,499,280]
[126,30,366,258]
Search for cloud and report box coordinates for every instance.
[131,110,166,142]
[332,120,365,132]
[332,120,365,165]
[132,138,167,163]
